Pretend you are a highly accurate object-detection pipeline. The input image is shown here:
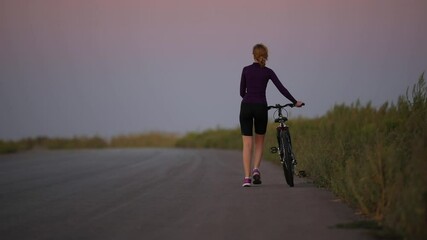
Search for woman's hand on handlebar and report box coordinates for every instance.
[295,101,305,107]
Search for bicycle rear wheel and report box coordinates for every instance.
[280,130,294,187]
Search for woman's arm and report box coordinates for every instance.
[240,70,246,98]
[269,69,297,104]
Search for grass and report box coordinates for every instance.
[291,74,426,239]
[1,73,426,239]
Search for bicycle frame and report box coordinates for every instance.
[268,103,301,187]
[274,107,290,159]
[268,104,294,157]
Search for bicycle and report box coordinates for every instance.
[268,103,305,187]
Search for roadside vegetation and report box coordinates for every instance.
[110,132,179,148]
[175,128,241,149]
[1,74,425,239]
[290,74,426,239]
[0,136,107,153]
[0,132,179,154]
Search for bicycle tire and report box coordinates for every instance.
[280,130,294,187]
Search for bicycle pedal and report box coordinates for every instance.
[270,147,278,153]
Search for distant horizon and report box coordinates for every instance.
[2,75,424,141]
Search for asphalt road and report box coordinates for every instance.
[0,149,374,240]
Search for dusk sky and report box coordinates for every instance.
[1,0,426,140]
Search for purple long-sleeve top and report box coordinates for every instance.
[240,62,297,104]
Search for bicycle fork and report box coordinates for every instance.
[270,125,287,157]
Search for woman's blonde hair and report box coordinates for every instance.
[253,43,268,67]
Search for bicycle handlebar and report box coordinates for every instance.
[267,103,305,110]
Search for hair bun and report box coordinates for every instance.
[253,44,268,67]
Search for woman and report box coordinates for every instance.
[240,43,304,187]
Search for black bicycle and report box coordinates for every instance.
[268,103,304,187]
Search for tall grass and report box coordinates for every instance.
[287,75,426,239]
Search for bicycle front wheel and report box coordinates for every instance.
[280,130,294,187]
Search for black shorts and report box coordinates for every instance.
[239,102,268,136]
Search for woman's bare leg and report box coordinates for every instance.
[253,134,265,169]
[242,135,253,178]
